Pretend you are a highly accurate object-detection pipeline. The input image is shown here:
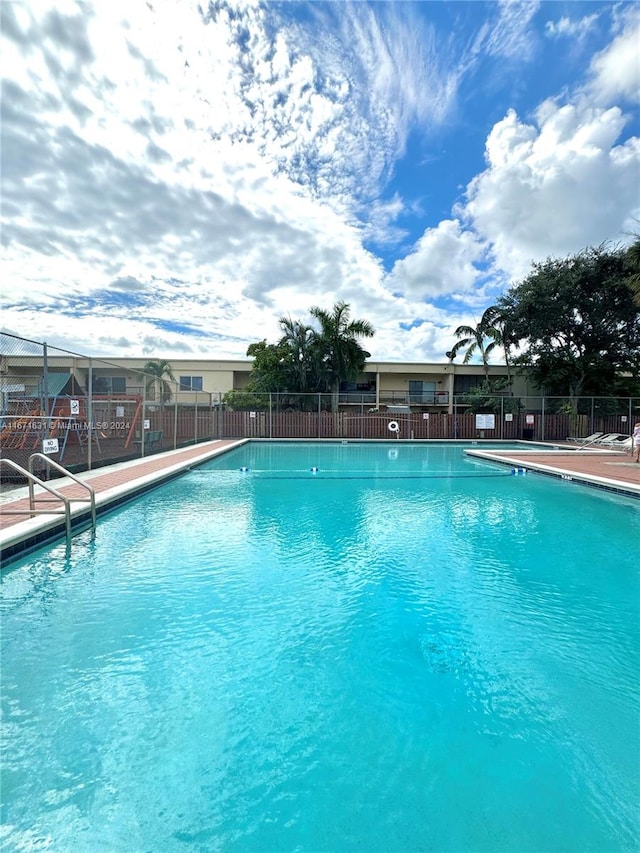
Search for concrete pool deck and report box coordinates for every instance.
[1,439,638,564]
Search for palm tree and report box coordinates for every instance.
[445,309,499,379]
[480,304,517,390]
[309,301,374,412]
[278,316,315,393]
[142,359,175,407]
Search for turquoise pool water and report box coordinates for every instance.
[2,442,639,852]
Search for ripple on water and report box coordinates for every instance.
[1,447,638,852]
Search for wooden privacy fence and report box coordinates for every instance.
[157,410,634,442]
[215,411,588,441]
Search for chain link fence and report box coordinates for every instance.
[0,332,219,479]
[215,392,639,442]
[2,331,639,481]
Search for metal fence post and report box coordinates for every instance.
[141,396,146,458]
[173,392,178,449]
[87,358,93,470]
[42,342,49,418]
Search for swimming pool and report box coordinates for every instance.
[2,442,639,851]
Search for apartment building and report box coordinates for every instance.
[1,353,533,414]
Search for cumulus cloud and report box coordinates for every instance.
[381,4,639,352]
[387,220,487,299]
[459,102,640,280]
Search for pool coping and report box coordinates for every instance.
[465,448,640,498]
[0,439,248,564]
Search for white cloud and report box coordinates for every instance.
[459,103,640,280]
[373,320,454,364]
[588,7,640,104]
[481,0,541,61]
[1,0,408,354]
[278,0,464,203]
[544,14,599,40]
[387,220,487,299]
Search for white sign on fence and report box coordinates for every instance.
[526,414,535,425]
[143,419,151,429]
[505,413,513,422]
[42,438,59,455]
[250,411,256,419]
[116,405,125,417]
[475,414,495,430]
[422,412,429,420]
[70,399,80,415]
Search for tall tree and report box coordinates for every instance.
[143,359,175,406]
[624,237,640,307]
[445,308,500,379]
[245,340,292,393]
[309,301,375,412]
[480,304,518,389]
[278,316,315,393]
[496,245,640,400]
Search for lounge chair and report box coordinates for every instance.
[566,431,604,444]
[580,432,622,446]
[595,435,632,450]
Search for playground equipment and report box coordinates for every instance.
[0,373,101,462]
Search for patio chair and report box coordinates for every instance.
[566,431,604,444]
[582,433,626,447]
[596,435,633,450]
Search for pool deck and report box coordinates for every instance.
[0,439,247,562]
[1,439,638,564]
[465,445,640,495]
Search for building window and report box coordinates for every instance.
[93,376,127,394]
[453,376,482,394]
[179,376,203,391]
[408,380,436,404]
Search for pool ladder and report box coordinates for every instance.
[0,454,96,547]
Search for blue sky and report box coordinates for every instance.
[1,0,638,362]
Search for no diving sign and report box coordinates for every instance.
[42,438,59,455]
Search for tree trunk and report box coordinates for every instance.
[504,351,512,393]
[331,380,340,413]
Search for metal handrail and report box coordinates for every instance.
[0,459,73,545]
[29,453,96,534]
